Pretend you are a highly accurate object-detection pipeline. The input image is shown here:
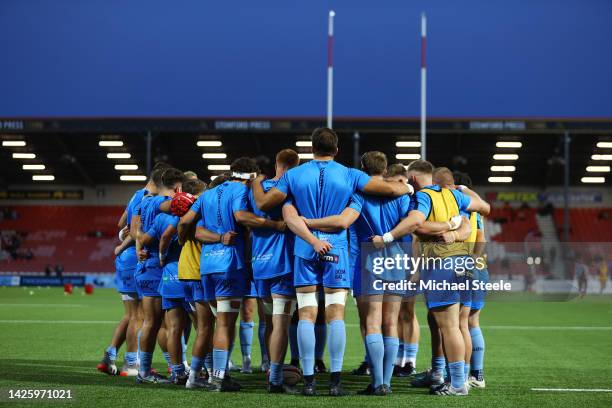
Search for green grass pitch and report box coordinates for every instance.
[0,286,611,407]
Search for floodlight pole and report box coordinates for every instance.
[327,10,335,129]
[353,131,360,168]
[420,13,427,160]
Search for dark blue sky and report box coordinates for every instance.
[1,0,610,118]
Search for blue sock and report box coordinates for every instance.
[396,342,404,364]
[226,342,234,370]
[239,321,255,358]
[314,323,327,360]
[365,345,374,385]
[297,320,315,376]
[258,321,268,362]
[212,348,229,379]
[136,330,142,358]
[171,363,185,377]
[448,361,465,389]
[405,343,418,366]
[125,351,137,365]
[181,335,187,363]
[289,322,299,360]
[464,363,470,378]
[204,352,213,375]
[432,356,446,376]
[383,337,399,386]
[190,355,204,376]
[328,320,346,373]
[365,334,384,388]
[269,362,283,385]
[106,346,117,361]
[470,327,485,372]
[162,351,171,366]
[139,351,152,376]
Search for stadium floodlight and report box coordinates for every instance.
[586,166,610,172]
[298,153,314,159]
[2,140,26,147]
[120,175,147,181]
[207,164,230,171]
[197,141,223,147]
[202,153,227,159]
[592,154,612,160]
[32,175,54,181]
[490,165,516,172]
[22,164,45,170]
[581,176,605,183]
[107,153,131,159]
[98,140,123,147]
[495,141,522,148]
[493,154,518,160]
[395,153,421,160]
[596,142,612,148]
[296,141,312,147]
[395,141,422,148]
[488,176,512,183]
[114,164,139,170]
[12,153,36,159]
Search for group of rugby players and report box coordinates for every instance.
[98,127,491,397]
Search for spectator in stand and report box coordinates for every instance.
[45,264,53,276]
[55,264,64,278]
[574,253,589,298]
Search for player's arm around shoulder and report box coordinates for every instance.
[303,207,360,232]
[361,174,413,197]
[459,186,491,216]
[251,174,287,212]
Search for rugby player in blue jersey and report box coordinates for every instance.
[247,149,300,393]
[251,128,412,396]
[178,158,286,392]
[135,167,185,384]
[98,163,170,377]
[373,160,489,396]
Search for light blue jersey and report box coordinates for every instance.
[275,160,371,260]
[138,195,171,269]
[147,213,183,300]
[248,179,293,279]
[191,181,249,275]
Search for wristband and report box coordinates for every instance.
[219,233,224,244]
[456,185,466,191]
[159,252,166,262]
[446,221,452,230]
[118,229,125,242]
[382,232,395,244]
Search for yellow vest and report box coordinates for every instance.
[178,238,202,281]
[466,212,479,254]
[419,187,469,258]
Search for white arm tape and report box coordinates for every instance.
[217,298,241,313]
[262,301,273,316]
[324,290,347,307]
[382,232,395,244]
[272,298,296,315]
[209,303,218,318]
[296,291,318,309]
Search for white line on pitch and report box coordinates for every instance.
[532,388,612,392]
[0,303,87,308]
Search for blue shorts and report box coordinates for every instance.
[294,249,351,289]
[203,269,250,299]
[135,263,162,297]
[115,249,138,294]
[471,268,488,310]
[245,280,258,297]
[183,280,207,303]
[162,297,191,311]
[255,273,296,298]
[421,256,471,309]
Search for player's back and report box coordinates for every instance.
[126,188,147,226]
[248,179,293,279]
[139,195,170,235]
[152,213,181,265]
[198,181,247,274]
[351,192,411,242]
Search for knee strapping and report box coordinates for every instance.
[296,292,318,309]
[272,298,296,315]
[217,298,241,313]
[324,291,347,307]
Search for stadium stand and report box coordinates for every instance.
[553,208,612,242]
[0,206,123,273]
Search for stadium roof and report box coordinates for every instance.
[1,117,611,187]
